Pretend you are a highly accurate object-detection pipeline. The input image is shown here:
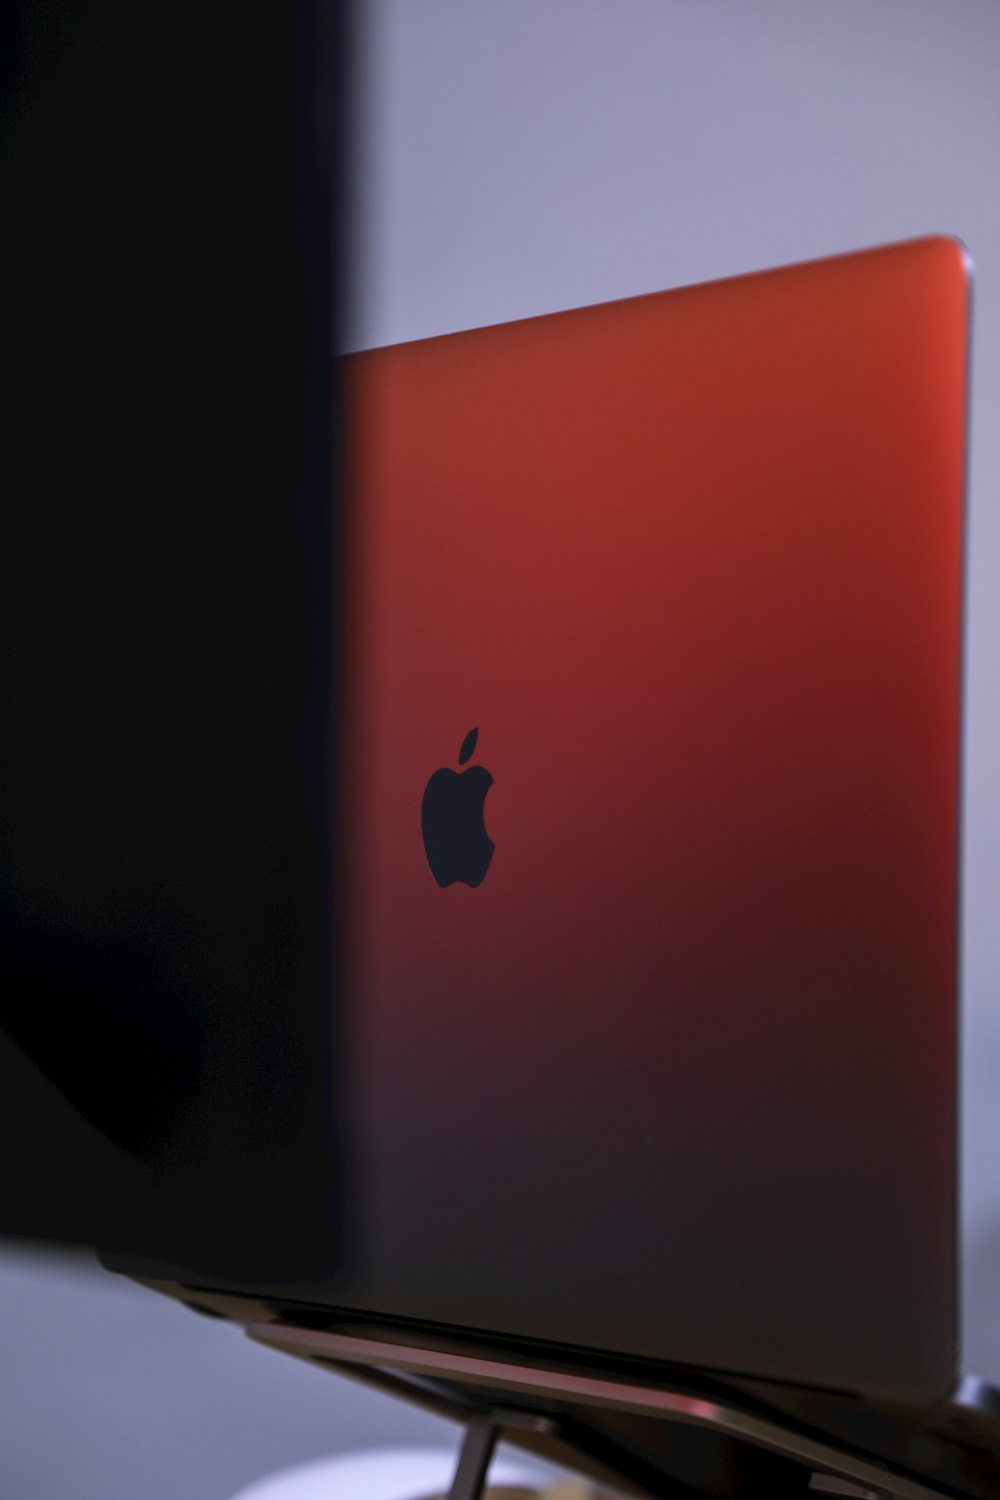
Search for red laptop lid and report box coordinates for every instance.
[335,237,969,1402]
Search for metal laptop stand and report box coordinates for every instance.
[447,1416,501,1500]
[247,1321,987,1500]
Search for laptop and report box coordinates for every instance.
[108,237,1000,1498]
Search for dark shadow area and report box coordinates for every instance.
[0,0,352,1280]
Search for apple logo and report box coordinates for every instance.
[421,727,495,888]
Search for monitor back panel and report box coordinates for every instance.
[334,238,969,1403]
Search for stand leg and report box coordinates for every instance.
[447,1415,500,1500]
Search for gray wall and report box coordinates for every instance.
[3,4,999,1495]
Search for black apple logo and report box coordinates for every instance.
[421,727,495,888]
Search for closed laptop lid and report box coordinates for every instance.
[334,236,969,1404]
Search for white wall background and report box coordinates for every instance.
[2,4,998,1495]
